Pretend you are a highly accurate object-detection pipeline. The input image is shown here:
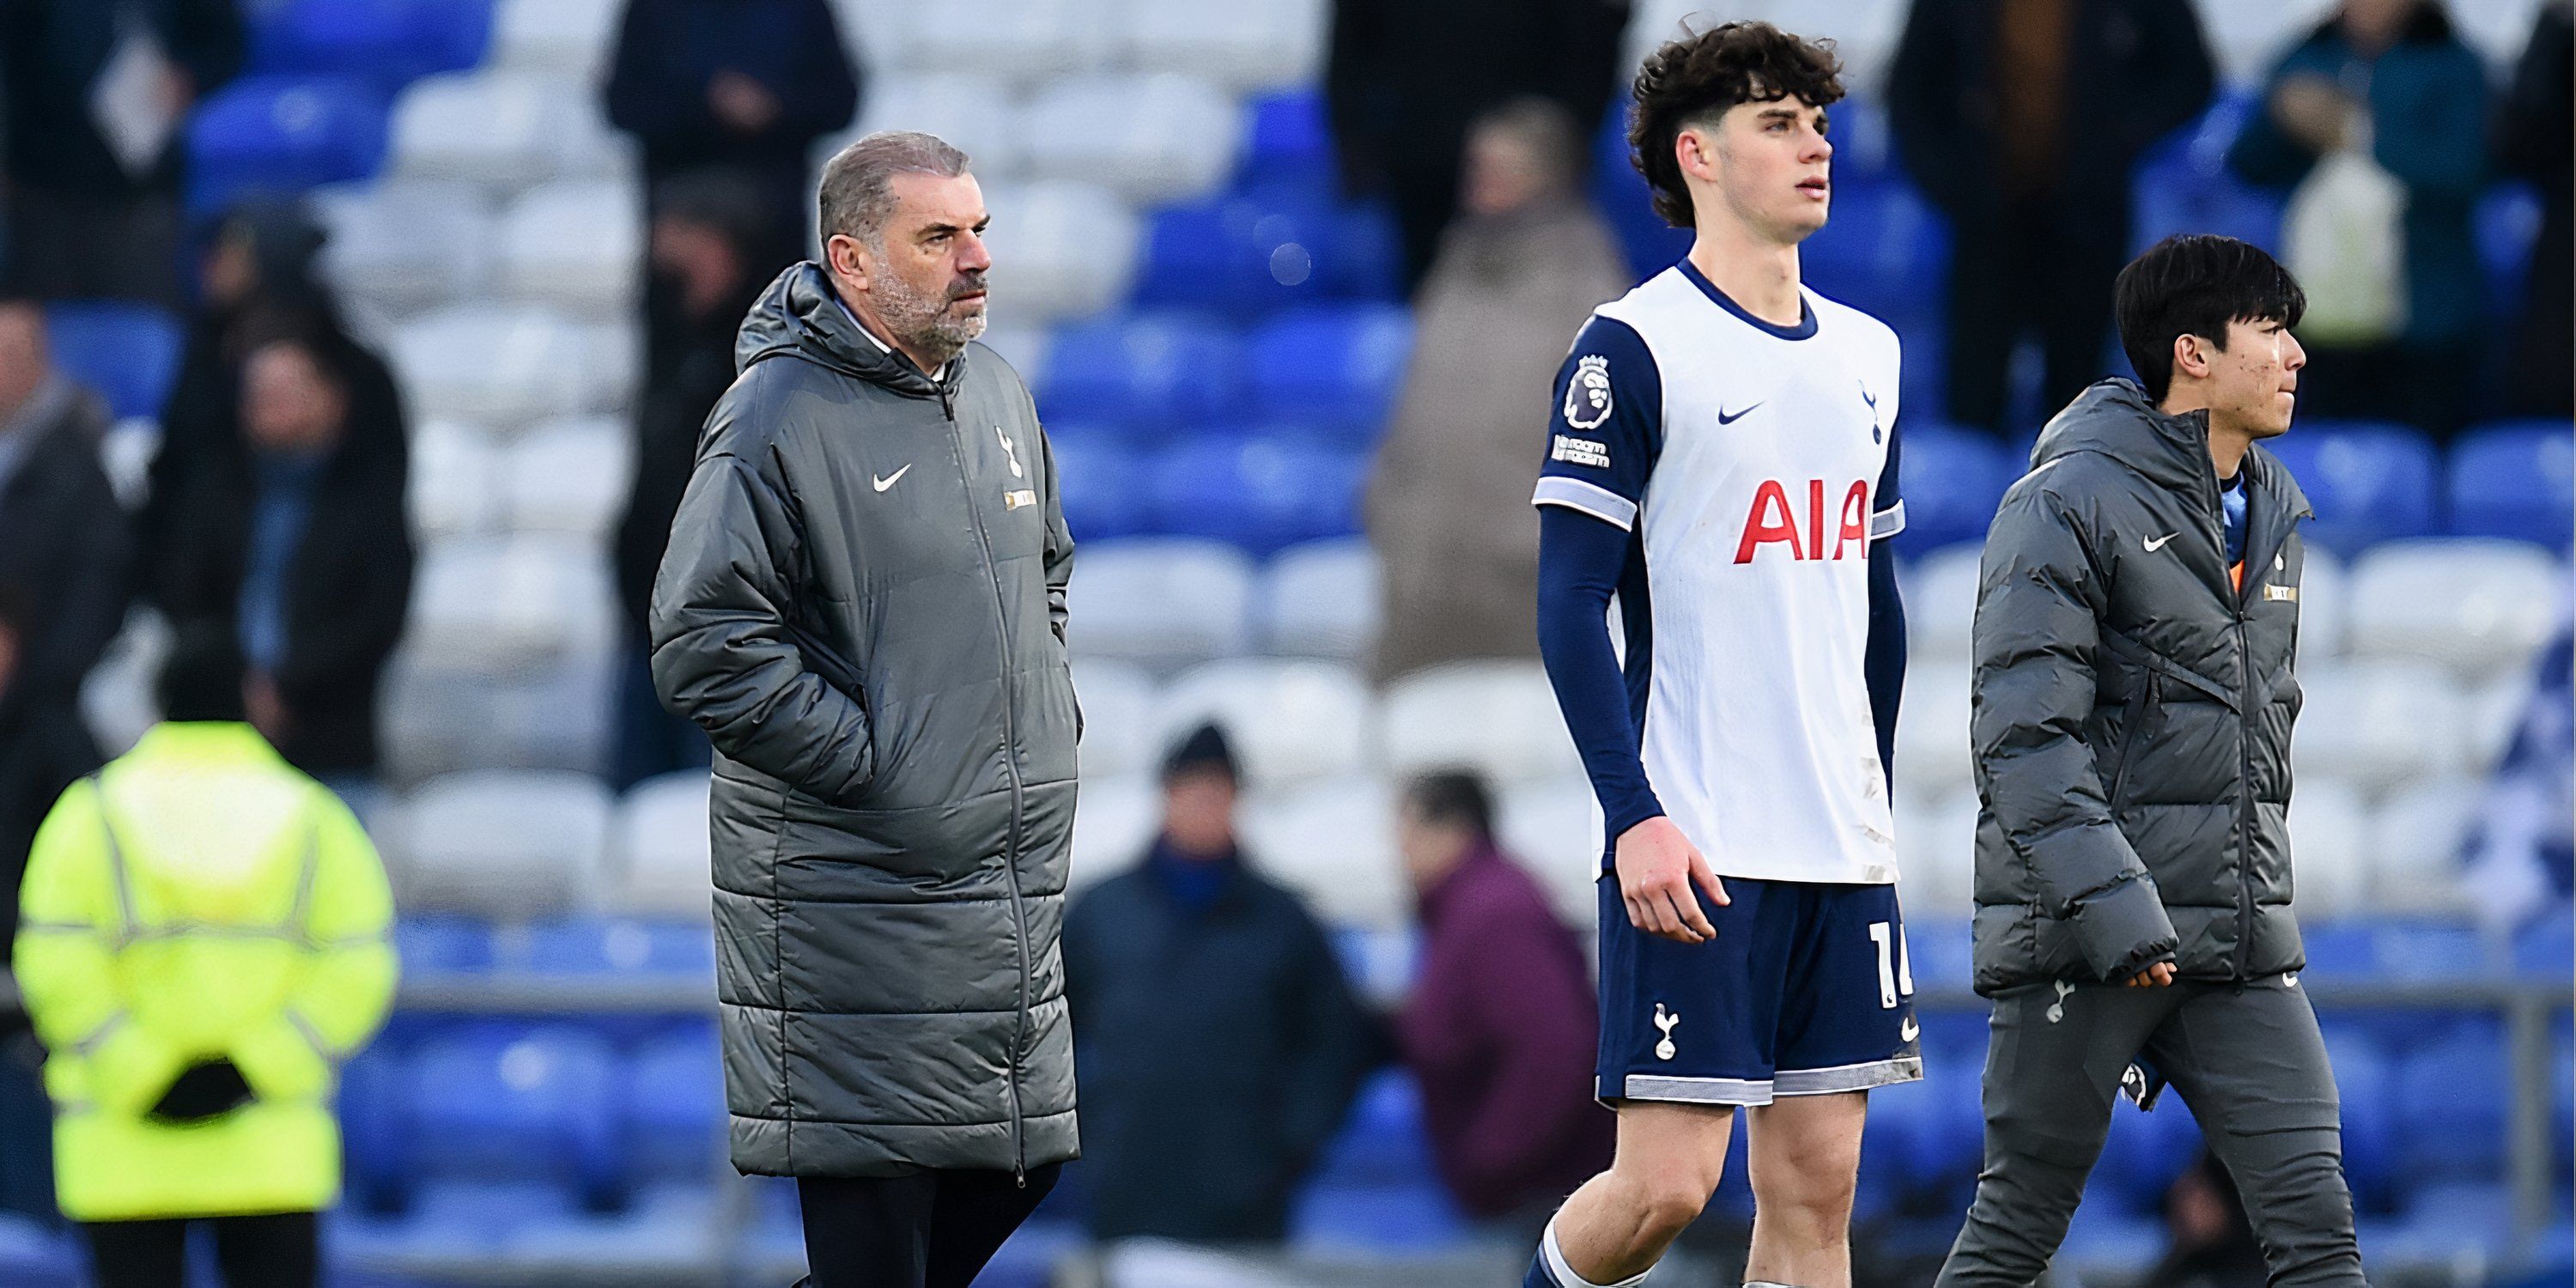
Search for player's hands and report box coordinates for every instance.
[1614,816,1728,945]
[2125,962,2178,988]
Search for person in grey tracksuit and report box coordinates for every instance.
[651,133,1078,1288]
[1938,235,2366,1287]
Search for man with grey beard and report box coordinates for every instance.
[650,131,1080,1288]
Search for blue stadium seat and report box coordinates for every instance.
[516,917,715,978]
[1590,110,1689,284]
[1038,312,1246,432]
[2393,1024,2507,1182]
[2322,1029,2395,1209]
[1132,185,1397,314]
[186,76,391,216]
[337,1042,410,1214]
[1145,434,1367,554]
[2298,921,2379,980]
[626,1024,724,1184]
[1044,424,1152,541]
[2448,420,2573,547]
[1893,422,2017,554]
[2376,1180,2516,1263]
[1310,1071,1437,1190]
[41,301,182,422]
[1906,920,1975,992]
[1242,305,1412,440]
[2058,1201,2165,1271]
[2476,182,2544,324]
[2372,920,2497,981]
[1799,180,1947,335]
[2262,423,2441,554]
[2129,90,2284,256]
[393,914,495,975]
[249,0,491,90]
[2555,1025,2573,1176]
[408,1024,624,1209]
[1236,88,1335,195]
[2093,1093,2199,1213]
[1292,1072,1469,1251]
[1290,1182,1468,1252]
[0,1212,80,1288]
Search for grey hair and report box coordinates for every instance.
[817,131,972,249]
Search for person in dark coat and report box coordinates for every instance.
[1938,235,2361,1287]
[1393,771,1610,1230]
[1060,725,1382,1244]
[0,0,243,305]
[151,310,411,794]
[610,175,769,788]
[2225,0,2489,440]
[0,301,131,951]
[1326,0,1631,294]
[602,0,860,282]
[1888,0,2215,434]
[2496,1,2572,418]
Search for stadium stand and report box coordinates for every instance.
[15,0,2564,1283]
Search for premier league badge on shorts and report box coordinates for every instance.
[1564,354,1614,430]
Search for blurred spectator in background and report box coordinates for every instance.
[1392,771,1610,1234]
[2495,1,2571,417]
[2227,0,2489,440]
[0,0,243,305]
[603,0,861,283]
[1326,0,1629,293]
[142,200,397,591]
[149,313,412,802]
[1062,725,1382,1244]
[13,625,395,1288]
[0,301,130,952]
[611,175,769,788]
[1890,0,2214,434]
[1364,99,1629,683]
[2136,1151,2266,1288]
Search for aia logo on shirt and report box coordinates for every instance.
[1735,479,1873,563]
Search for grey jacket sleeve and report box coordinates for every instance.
[650,449,875,801]
[1971,479,2178,981]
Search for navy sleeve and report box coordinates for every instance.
[1538,508,1663,841]
[1531,316,1661,531]
[1866,422,1907,781]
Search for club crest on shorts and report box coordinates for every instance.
[1652,1003,1681,1060]
[1564,355,1614,431]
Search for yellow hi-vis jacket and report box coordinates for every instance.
[13,721,398,1221]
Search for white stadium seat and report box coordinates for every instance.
[392,304,600,428]
[314,179,495,316]
[2293,545,2348,665]
[609,771,714,918]
[1066,538,1256,669]
[2465,672,2536,774]
[380,646,617,783]
[975,325,1054,391]
[1893,789,1978,924]
[1894,665,1974,799]
[505,416,634,538]
[410,418,502,539]
[1116,0,1327,92]
[2285,775,2371,922]
[1902,544,1983,665]
[489,0,624,81]
[1239,774,1404,929]
[386,771,611,918]
[1068,659,1160,781]
[839,74,1024,179]
[408,533,620,674]
[976,182,1142,325]
[1498,775,1610,929]
[2292,661,2468,790]
[831,0,928,72]
[1068,773,1157,890]
[1261,538,1379,660]
[391,72,625,195]
[2346,538,2565,679]
[495,183,640,316]
[1152,659,1371,787]
[2367,777,2483,917]
[1379,660,1581,783]
[1022,75,1238,206]
[906,0,1114,82]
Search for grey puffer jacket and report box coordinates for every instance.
[651,263,1079,1178]
[1969,380,2314,997]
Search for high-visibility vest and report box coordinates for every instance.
[13,721,397,1221]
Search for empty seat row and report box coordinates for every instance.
[248,0,493,92]
[390,304,635,428]
[412,416,635,540]
[841,0,1323,91]
[325,179,640,319]
[1039,304,1413,436]
[1066,536,1377,665]
[387,70,629,195]
[1055,432,1370,552]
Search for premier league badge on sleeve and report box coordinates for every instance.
[1565,354,1615,430]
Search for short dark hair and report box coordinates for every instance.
[158,623,248,724]
[1628,21,1844,228]
[1404,771,1495,841]
[2114,234,2307,401]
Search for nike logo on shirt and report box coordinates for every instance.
[2143,532,2179,552]
[872,465,912,492]
[1716,402,1764,425]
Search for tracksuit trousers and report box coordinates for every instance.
[796,1163,1061,1288]
[1936,975,2366,1287]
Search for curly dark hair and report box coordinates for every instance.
[1627,21,1845,228]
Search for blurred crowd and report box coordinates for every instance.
[0,0,2566,1279]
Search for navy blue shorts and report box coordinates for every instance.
[1596,875,1923,1105]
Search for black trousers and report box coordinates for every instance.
[83,1211,318,1288]
[797,1163,1061,1288]
[1935,977,2366,1287]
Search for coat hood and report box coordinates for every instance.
[2031,379,2312,518]
[734,261,967,401]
